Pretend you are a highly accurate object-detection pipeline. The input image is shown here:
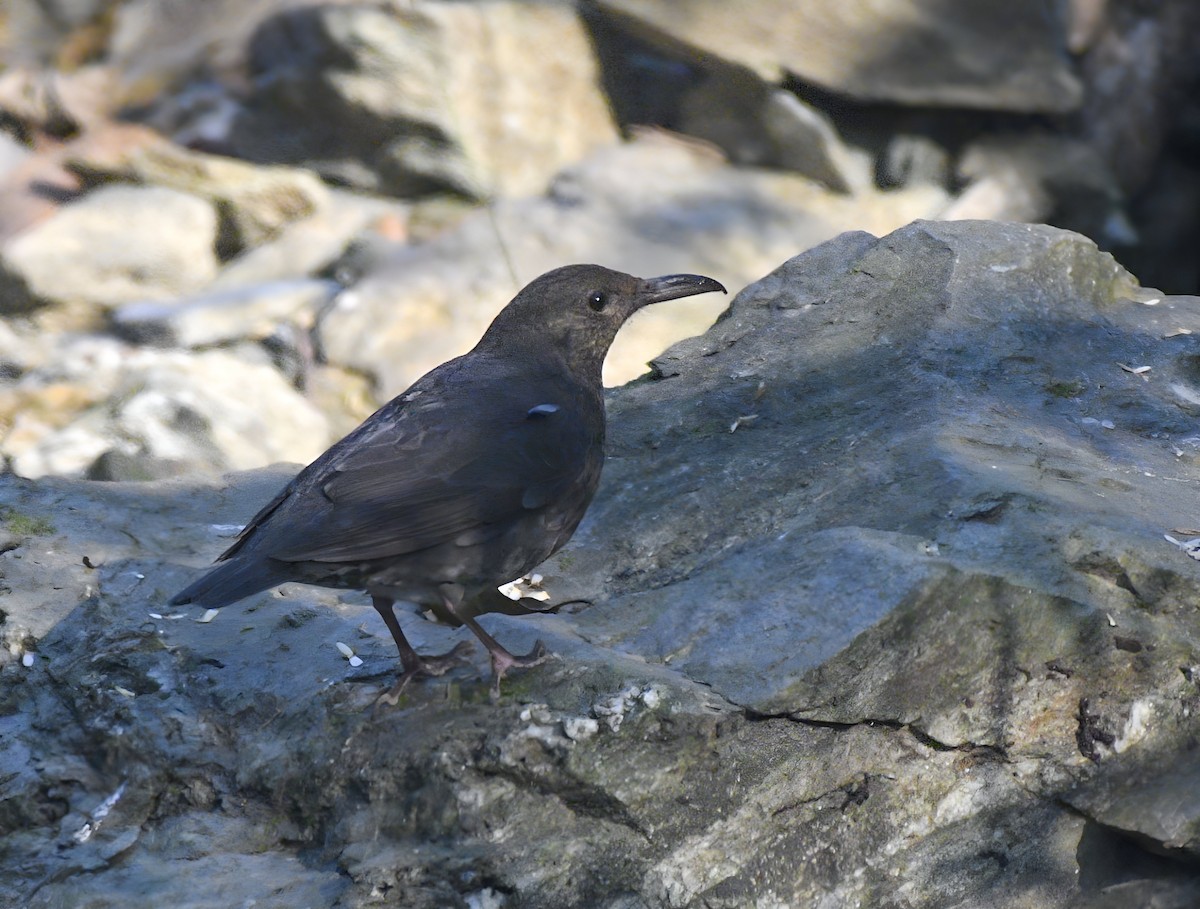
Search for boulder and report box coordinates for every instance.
[596,0,1083,112]
[66,126,330,257]
[0,184,218,313]
[230,0,619,199]
[3,220,1200,906]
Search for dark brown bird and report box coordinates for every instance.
[171,264,726,699]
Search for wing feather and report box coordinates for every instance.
[235,361,598,565]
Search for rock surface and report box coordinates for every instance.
[66,126,331,257]
[231,0,619,198]
[0,184,218,314]
[3,221,1200,907]
[597,0,1083,112]
[0,342,332,479]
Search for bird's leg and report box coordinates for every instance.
[372,596,474,705]
[439,586,550,699]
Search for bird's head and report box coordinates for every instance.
[478,264,727,380]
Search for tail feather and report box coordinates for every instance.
[170,557,289,608]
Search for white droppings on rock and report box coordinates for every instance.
[519,704,554,725]
[1114,698,1154,753]
[562,716,599,741]
[196,608,220,624]
[465,887,506,909]
[592,684,663,731]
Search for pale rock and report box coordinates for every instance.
[0,184,218,313]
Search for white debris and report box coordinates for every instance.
[592,684,662,732]
[519,704,554,725]
[1114,698,1154,753]
[1164,534,1200,561]
[465,887,507,909]
[72,781,127,844]
[562,716,600,741]
[114,686,136,698]
[498,575,552,602]
[196,608,219,623]
[348,655,364,668]
[21,652,34,668]
[336,641,355,658]
[148,612,163,620]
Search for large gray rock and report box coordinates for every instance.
[0,184,218,313]
[231,0,619,199]
[597,0,1083,112]
[4,220,1200,907]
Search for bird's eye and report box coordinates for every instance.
[588,291,607,312]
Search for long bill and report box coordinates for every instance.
[638,273,727,305]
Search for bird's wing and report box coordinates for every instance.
[239,364,599,564]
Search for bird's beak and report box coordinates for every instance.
[638,273,727,305]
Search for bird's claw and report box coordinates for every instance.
[375,640,476,706]
[488,639,553,700]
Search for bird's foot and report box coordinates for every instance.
[487,639,552,701]
[375,640,476,706]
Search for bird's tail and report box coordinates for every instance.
[169,557,289,608]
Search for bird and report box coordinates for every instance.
[171,264,726,700]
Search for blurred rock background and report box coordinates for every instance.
[1,0,1197,481]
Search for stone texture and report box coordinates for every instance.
[66,126,330,257]
[675,64,867,191]
[596,0,1083,112]
[1073,0,1200,193]
[944,133,1135,248]
[0,341,331,478]
[208,188,410,290]
[231,0,619,199]
[4,221,1200,907]
[0,184,218,313]
[111,278,337,348]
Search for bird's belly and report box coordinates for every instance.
[333,505,582,607]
